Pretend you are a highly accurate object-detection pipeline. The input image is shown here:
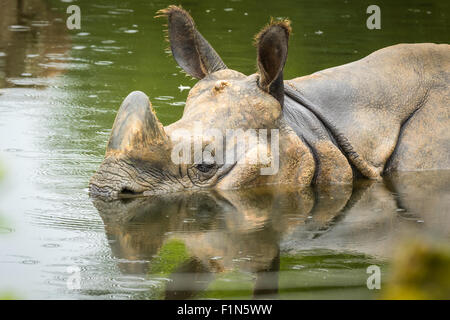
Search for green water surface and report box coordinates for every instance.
[0,0,448,299]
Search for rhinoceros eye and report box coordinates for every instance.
[196,163,215,173]
[187,161,218,185]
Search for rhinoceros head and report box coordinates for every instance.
[89,6,314,199]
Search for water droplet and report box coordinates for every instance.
[155,96,174,101]
[42,243,60,248]
[170,101,185,106]
[8,25,30,32]
[292,265,305,270]
[95,61,113,66]
[4,148,22,152]
[31,21,50,27]
[178,85,190,92]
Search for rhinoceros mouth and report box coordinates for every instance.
[88,182,118,200]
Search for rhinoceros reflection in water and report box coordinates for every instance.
[93,171,450,299]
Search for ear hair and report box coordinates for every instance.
[156,5,227,79]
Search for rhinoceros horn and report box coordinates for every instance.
[106,91,169,157]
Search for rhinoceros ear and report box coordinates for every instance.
[156,5,227,79]
[255,19,291,106]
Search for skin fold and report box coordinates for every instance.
[89,5,449,200]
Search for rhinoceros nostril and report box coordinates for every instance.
[119,187,143,197]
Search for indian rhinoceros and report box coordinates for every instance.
[89,5,449,199]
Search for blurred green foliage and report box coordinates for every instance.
[383,239,450,300]
[0,292,20,300]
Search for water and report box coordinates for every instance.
[0,0,448,299]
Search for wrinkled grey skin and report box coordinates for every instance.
[89,6,449,200]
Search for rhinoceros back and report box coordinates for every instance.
[285,43,450,177]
